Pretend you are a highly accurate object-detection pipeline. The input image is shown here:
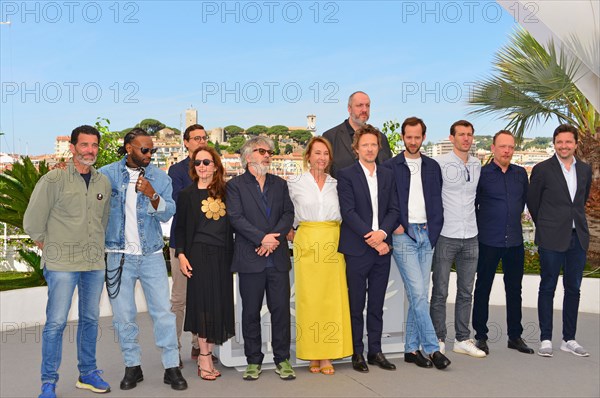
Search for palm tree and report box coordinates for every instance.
[0,157,49,282]
[469,28,599,261]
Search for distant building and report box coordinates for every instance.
[209,127,225,143]
[427,139,476,157]
[54,136,70,158]
[185,108,198,130]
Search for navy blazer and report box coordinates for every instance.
[226,170,295,273]
[337,162,400,257]
[527,155,592,251]
[382,152,444,247]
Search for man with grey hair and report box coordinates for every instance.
[226,136,296,381]
[323,91,392,177]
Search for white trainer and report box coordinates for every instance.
[560,340,589,357]
[438,341,446,354]
[453,339,486,358]
[538,340,553,357]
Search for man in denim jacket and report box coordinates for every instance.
[100,128,187,391]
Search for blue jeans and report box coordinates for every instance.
[538,231,587,342]
[430,235,479,342]
[472,243,524,341]
[392,224,439,354]
[41,268,105,384]
[107,253,179,369]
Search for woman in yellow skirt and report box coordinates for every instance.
[287,137,353,375]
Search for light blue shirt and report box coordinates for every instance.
[435,150,481,239]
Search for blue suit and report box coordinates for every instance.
[226,170,295,365]
[337,162,400,354]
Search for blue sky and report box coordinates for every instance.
[1,1,553,155]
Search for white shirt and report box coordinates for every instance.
[556,154,577,228]
[406,157,427,223]
[287,172,341,227]
[359,161,379,231]
[435,151,481,239]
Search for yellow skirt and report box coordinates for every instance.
[293,221,353,360]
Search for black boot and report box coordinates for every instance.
[164,367,188,390]
[120,366,143,390]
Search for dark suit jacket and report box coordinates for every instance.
[226,170,295,273]
[337,162,400,257]
[173,184,234,261]
[382,152,444,247]
[527,155,592,251]
[322,119,393,178]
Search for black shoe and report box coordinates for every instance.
[429,351,451,370]
[404,350,433,368]
[475,339,490,355]
[367,352,396,370]
[120,366,143,390]
[164,367,188,390]
[508,338,534,354]
[351,353,369,373]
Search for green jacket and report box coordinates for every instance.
[23,160,112,271]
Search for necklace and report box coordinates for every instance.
[201,197,226,220]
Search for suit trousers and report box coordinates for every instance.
[238,268,291,365]
[538,231,587,342]
[345,250,391,355]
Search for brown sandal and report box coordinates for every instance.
[199,352,221,378]
[198,367,216,380]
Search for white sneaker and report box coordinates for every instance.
[560,340,589,357]
[438,340,446,354]
[538,340,553,357]
[453,339,486,358]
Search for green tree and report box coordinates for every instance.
[382,120,402,154]
[289,130,312,145]
[245,125,268,136]
[227,136,246,153]
[284,144,294,154]
[469,29,599,168]
[0,157,50,283]
[136,118,166,135]
[224,125,244,139]
[214,140,222,155]
[267,125,289,136]
[95,118,123,168]
[273,137,281,155]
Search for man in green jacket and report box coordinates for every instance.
[24,125,112,398]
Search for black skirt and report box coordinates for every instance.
[183,242,235,345]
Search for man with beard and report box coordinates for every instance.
[24,125,112,398]
[430,120,486,358]
[528,124,592,358]
[382,117,451,370]
[472,130,533,356]
[168,124,208,366]
[100,128,187,391]
[323,91,392,177]
[226,136,296,381]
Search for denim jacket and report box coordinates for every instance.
[100,157,175,255]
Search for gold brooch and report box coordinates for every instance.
[201,197,227,220]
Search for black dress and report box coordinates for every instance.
[175,186,234,345]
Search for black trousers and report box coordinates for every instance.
[238,267,291,365]
[345,250,391,355]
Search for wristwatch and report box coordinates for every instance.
[151,192,159,201]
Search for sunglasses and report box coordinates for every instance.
[189,136,209,142]
[253,148,274,156]
[130,144,157,155]
[194,159,214,166]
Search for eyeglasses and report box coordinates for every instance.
[194,159,214,166]
[189,136,208,142]
[130,145,157,155]
[253,148,274,156]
